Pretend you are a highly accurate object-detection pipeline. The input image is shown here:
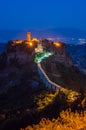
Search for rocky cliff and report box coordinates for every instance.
[5,41,35,66]
[42,40,73,66]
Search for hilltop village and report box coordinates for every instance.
[0,32,86,91]
[6,32,73,66]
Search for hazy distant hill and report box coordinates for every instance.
[0,43,6,53]
[0,28,86,44]
[0,30,27,42]
[67,44,86,73]
[45,28,86,38]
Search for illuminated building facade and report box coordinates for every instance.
[35,43,43,53]
[13,40,23,44]
[53,42,62,47]
[32,38,40,43]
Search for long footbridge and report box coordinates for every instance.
[34,50,79,101]
[35,51,62,90]
[37,63,61,89]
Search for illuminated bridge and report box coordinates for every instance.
[34,51,62,90]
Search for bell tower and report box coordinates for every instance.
[27,32,31,41]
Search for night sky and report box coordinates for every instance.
[0,0,86,30]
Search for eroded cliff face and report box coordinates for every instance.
[52,42,73,66]
[6,40,73,65]
[42,40,73,66]
[5,41,35,66]
[0,41,38,95]
[4,40,73,77]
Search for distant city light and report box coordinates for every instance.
[78,38,86,44]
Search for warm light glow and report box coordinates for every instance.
[27,32,31,41]
[32,38,40,43]
[53,42,62,47]
[35,44,43,53]
[29,42,33,46]
[13,40,23,44]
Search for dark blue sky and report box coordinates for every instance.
[0,0,86,30]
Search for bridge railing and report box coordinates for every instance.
[37,63,62,90]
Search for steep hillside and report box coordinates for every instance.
[67,44,86,73]
[0,41,86,130]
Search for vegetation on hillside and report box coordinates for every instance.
[23,110,86,130]
[42,59,86,92]
[0,42,86,130]
[1,86,84,130]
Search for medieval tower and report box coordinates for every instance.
[27,32,31,41]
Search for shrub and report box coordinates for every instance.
[23,110,86,130]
